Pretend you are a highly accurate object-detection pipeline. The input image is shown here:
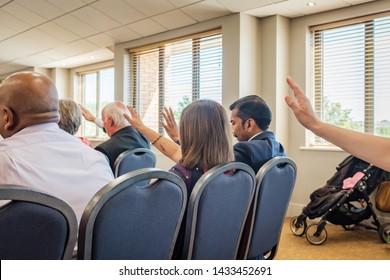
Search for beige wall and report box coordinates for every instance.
[260,15,290,151]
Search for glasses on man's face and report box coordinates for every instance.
[102,127,106,134]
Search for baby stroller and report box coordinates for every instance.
[290,155,389,245]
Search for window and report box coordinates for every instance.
[78,67,115,137]
[129,30,222,133]
[311,12,390,146]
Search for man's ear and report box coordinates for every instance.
[3,107,15,131]
[107,116,114,126]
[246,118,255,132]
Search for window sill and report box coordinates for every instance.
[299,146,344,152]
[85,137,108,141]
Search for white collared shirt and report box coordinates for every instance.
[248,132,264,141]
[0,123,114,222]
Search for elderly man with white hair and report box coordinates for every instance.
[82,102,150,171]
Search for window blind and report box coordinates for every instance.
[129,30,222,134]
[311,12,390,145]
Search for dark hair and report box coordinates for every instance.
[229,95,272,130]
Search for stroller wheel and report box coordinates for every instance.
[379,223,390,244]
[306,223,327,245]
[290,216,306,236]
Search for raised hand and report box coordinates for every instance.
[79,104,96,123]
[161,106,179,143]
[124,105,146,131]
[285,76,320,131]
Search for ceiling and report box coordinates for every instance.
[0,0,375,76]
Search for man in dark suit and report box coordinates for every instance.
[81,102,150,171]
[229,95,285,174]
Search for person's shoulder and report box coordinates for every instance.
[170,163,191,180]
[77,142,111,164]
[95,136,111,149]
[233,141,256,162]
[117,126,150,145]
[256,131,284,148]
[252,131,275,140]
[83,150,114,179]
[94,142,106,152]
[250,131,283,145]
[111,126,137,139]
[170,162,188,174]
[234,140,255,150]
[0,140,9,153]
[120,125,137,133]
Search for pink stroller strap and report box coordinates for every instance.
[342,172,365,190]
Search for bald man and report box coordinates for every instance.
[0,71,114,223]
[92,102,150,171]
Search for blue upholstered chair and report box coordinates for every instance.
[113,148,156,178]
[238,156,297,260]
[183,162,256,260]
[0,185,78,260]
[77,168,187,260]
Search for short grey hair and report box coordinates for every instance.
[58,99,82,135]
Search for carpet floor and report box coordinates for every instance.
[275,217,390,260]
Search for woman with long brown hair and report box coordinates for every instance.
[125,99,233,193]
[125,100,234,259]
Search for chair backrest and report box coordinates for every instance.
[113,148,156,178]
[77,168,187,260]
[183,162,256,260]
[0,185,78,260]
[239,156,297,260]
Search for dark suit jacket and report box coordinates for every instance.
[233,131,285,174]
[95,126,150,172]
